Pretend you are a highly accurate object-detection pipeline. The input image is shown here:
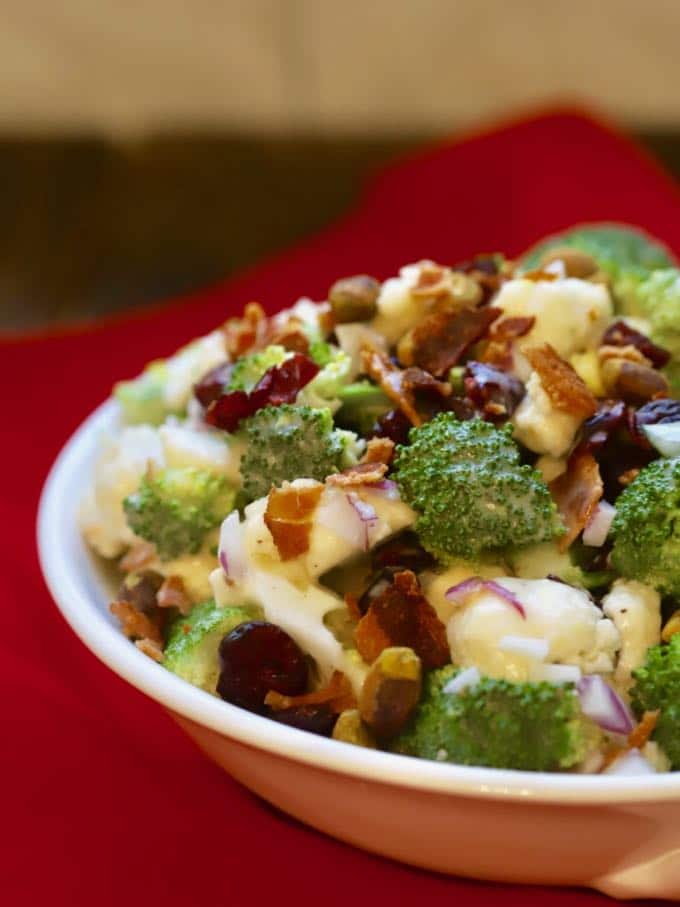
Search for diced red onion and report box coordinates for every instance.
[367,479,400,500]
[445,577,526,619]
[583,501,616,547]
[218,510,246,581]
[498,635,549,660]
[603,748,655,776]
[442,666,481,695]
[577,675,635,736]
[316,490,366,550]
[347,493,378,551]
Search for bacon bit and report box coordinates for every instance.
[601,710,660,770]
[549,452,603,551]
[525,344,597,418]
[361,437,395,467]
[264,670,356,713]
[618,467,640,486]
[110,600,163,645]
[522,267,559,282]
[326,461,388,487]
[410,262,452,299]
[269,324,310,355]
[662,611,680,642]
[361,346,422,426]
[206,352,320,432]
[222,301,268,358]
[354,570,449,669]
[345,593,363,622]
[119,541,157,574]
[156,575,192,615]
[601,320,671,369]
[599,344,651,367]
[481,316,535,369]
[408,306,501,377]
[135,638,164,663]
[264,481,324,561]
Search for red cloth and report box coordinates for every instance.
[5,109,679,906]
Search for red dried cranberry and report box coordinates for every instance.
[268,704,337,736]
[217,621,308,713]
[193,361,233,408]
[373,409,412,445]
[206,353,319,432]
[464,361,525,420]
[573,400,627,456]
[630,398,680,448]
[601,321,671,369]
[371,531,436,574]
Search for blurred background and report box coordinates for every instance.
[4,0,680,330]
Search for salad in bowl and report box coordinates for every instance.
[79,224,680,776]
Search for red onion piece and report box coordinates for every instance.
[603,748,655,776]
[577,675,635,736]
[368,479,400,500]
[583,501,616,547]
[219,511,246,581]
[346,493,378,551]
[316,490,365,550]
[444,577,526,619]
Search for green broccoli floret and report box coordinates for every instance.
[631,634,680,769]
[393,414,562,562]
[520,223,674,279]
[164,600,262,693]
[124,466,236,560]
[239,404,361,501]
[611,457,680,597]
[227,344,290,393]
[114,361,170,426]
[308,339,335,367]
[391,665,598,771]
[334,380,392,435]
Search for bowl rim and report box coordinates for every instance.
[37,398,680,805]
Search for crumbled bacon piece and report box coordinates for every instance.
[156,575,192,615]
[263,481,324,561]
[269,324,310,355]
[598,344,651,367]
[618,467,640,486]
[110,600,163,645]
[549,452,603,551]
[361,347,422,426]
[354,570,449,669]
[407,306,501,377]
[628,710,660,750]
[205,353,319,432]
[601,320,671,369]
[119,541,157,574]
[360,436,395,466]
[326,461,388,486]
[525,344,597,418]
[222,302,268,358]
[481,316,535,368]
[135,638,164,663]
[522,267,559,282]
[264,670,356,713]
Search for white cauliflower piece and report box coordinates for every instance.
[445,577,620,682]
[421,561,508,625]
[602,579,661,690]
[493,277,612,379]
[512,371,583,457]
[159,420,243,486]
[79,425,165,558]
[163,330,227,412]
[370,263,423,344]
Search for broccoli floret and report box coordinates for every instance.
[631,634,680,769]
[393,414,562,562]
[611,457,680,597]
[114,361,170,426]
[391,665,597,771]
[308,339,335,367]
[227,344,290,393]
[335,380,392,435]
[297,349,352,413]
[520,223,674,279]
[239,404,361,501]
[124,466,236,560]
[164,600,261,693]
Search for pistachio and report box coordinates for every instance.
[328,275,380,323]
[600,358,669,404]
[662,610,680,643]
[447,272,483,308]
[332,709,377,748]
[358,646,422,739]
[540,246,599,279]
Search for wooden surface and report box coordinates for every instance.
[1,131,678,331]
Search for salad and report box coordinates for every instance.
[81,224,680,775]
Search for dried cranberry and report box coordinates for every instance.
[445,396,477,420]
[598,444,655,502]
[630,398,680,447]
[217,621,308,713]
[193,361,233,408]
[268,704,337,736]
[373,409,412,445]
[573,400,627,456]
[601,321,671,369]
[371,531,436,574]
[464,361,525,420]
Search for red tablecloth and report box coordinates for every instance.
[6,109,680,906]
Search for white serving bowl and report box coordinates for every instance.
[38,400,680,900]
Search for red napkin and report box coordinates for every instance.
[6,108,679,906]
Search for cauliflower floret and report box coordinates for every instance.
[370,264,423,344]
[79,425,165,558]
[158,420,243,485]
[493,278,612,379]
[445,577,620,682]
[602,579,661,690]
[512,371,583,457]
[163,330,227,412]
[421,561,508,625]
